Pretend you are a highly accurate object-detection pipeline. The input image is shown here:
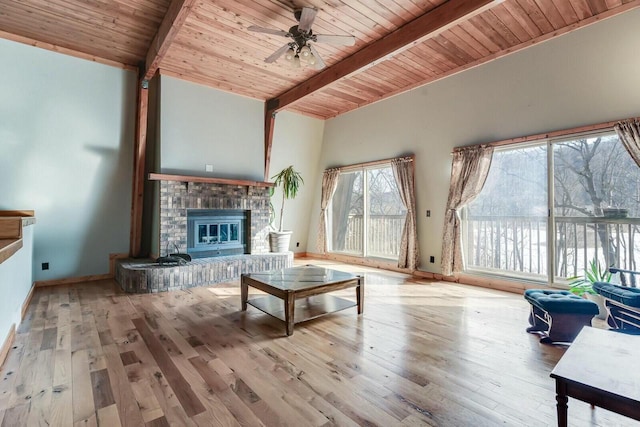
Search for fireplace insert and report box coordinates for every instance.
[186,209,250,258]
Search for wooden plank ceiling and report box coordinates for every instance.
[0,0,638,119]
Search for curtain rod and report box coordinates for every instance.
[330,154,415,172]
[452,116,639,153]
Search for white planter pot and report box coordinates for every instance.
[269,231,292,253]
[586,293,607,320]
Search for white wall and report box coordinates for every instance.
[0,224,34,345]
[270,111,325,253]
[160,76,264,181]
[0,38,136,281]
[311,9,640,273]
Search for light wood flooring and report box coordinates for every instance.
[0,259,635,426]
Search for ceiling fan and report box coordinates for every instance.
[248,7,356,69]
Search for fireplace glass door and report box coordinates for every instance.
[187,209,249,258]
[196,222,240,247]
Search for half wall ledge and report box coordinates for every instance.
[115,252,293,293]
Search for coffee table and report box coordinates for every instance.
[550,326,640,426]
[240,265,363,336]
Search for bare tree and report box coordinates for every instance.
[554,136,637,269]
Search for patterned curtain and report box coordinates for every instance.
[317,168,341,253]
[441,146,493,276]
[391,157,419,270]
[615,119,640,168]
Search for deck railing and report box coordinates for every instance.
[332,214,405,259]
[463,215,640,280]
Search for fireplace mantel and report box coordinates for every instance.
[149,173,274,188]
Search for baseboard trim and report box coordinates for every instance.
[109,252,129,276]
[293,252,308,259]
[21,283,36,320]
[35,252,128,288]
[306,251,413,274]
[307,252,527,295]
[0,324,16,369]
[35,273,112,287]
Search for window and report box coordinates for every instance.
[463,144,548,279]
[463,131,640,283]
[329,165,406,260]
[553,134,640,279]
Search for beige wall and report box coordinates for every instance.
[310,8,640,273]
[271,111,325,254]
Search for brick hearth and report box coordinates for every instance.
[115,253,292,293]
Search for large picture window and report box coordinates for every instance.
[329,165,406,260]
[462,131,640,283]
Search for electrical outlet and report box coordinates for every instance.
[205,164,214,172]
[296,242,300,247]
[42,262,49,270]
[429,256,435,263]
[426,210,431,217]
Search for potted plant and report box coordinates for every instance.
[568,259,610,320]
[269,165,303,252]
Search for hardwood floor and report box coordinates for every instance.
[0,259,635,426]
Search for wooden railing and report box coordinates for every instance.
[463,215,640,280]
[333,214,405,259]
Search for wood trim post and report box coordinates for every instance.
[130,77,149,257]
[264,105,276,181]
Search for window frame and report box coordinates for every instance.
[461,128,634,285]
[328,161,405,261]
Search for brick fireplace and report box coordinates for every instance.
[159,180,271,256]
[115,177,293,293]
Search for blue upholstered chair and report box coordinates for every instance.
[593,268,640,331]
[524,289,598,344]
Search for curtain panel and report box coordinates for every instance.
[391,157,419,270]
[615,119,640,168]
[316,168,341,253]
[441,146,493,276]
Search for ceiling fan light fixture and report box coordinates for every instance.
[284,47,296,62]
[249,7,349,70]
[299,45,311,58]
[307,54,316,66]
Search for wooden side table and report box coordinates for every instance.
[550,327,640,426]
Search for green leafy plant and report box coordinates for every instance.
[271,165,304,232]
[568,259,612,296]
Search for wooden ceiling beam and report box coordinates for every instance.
[266,0,502,113]
[262,0,501,180]
[143,0,197,81]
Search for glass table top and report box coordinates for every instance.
[243,265,359,291]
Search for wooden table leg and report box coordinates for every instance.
[240,275,248,311]
[556,380,568,427]
[356,276,364,315]
[284,293,295,336]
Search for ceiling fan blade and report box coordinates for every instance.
[308,44,326,70]
[297,7,317,32]
[314,34,356,46]
[248,25,290,37]
[265,44,291,63]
